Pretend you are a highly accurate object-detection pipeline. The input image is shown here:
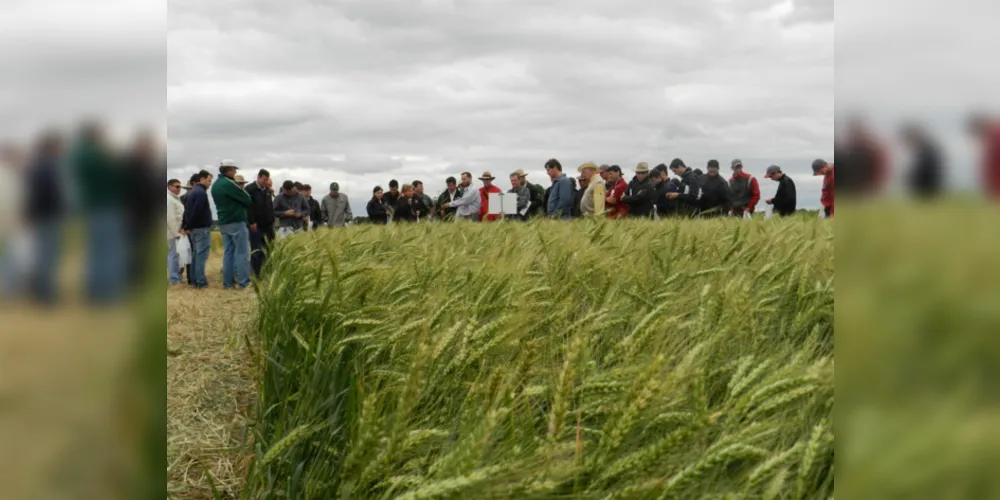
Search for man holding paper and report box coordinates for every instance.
[507,171,531,221]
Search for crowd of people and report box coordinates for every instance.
[167,157,835,290]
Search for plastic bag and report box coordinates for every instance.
[176,236,192,267]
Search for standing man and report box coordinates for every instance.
[621,162,654,218]
[211,160,254,289]
[302,184,322,229]
[437,176,462,220]
[811,159,836,217]
[697,160,732,218]
[764,165,797,217]
[442,172,481,221]
[167,179,185,285]
[577,162,607,217]
[545,159,574,219]
[665,158,703,218]
[384,179,401,212]
[728,159,760,217]
[321,182,353,228]
[900,124,940,199]
[604,165,630,218]
[182,170,214,289]
[245,169,274,277]
[274,180,310,238]
[508,171,530,220]
[24,132,67,304]
[476,172,503,222]
[515,169,545,219]
[412,180,435,221]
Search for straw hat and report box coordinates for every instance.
[578,161,599,173]
[512,169,528,177]
[234,174,246,185]
[479,171,496,180]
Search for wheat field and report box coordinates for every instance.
[240,218,833,499]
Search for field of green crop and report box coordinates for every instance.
[240,218,833,499]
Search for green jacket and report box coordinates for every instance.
[211,175,252,224]
[436,189,463,219]
[72,138,123,210]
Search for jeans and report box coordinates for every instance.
[249,227,273,277]
[31,219,63,304]
[190,228,211,287]
[219,222,250,289]
[85,209,127,303]
[167,237,182,284]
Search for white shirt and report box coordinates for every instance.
[167,190,184,239]
[449,184,480,217]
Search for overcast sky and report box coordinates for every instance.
[167,0,833,211]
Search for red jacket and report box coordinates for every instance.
[479,184,502,221]
[728,171,760,213]
[821,166,834,214]
[984,124,1000,197]
[607,179,630,218]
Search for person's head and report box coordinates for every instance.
[764,165,784,181]
[302,184,312,198]
[706,159,721,178]
[282,180,296,195]
[479,171,495,187]
[730,159,744,175]
[413,180,424,195]
[635,162,650,182]
[509,173,519,189]
[578,175,589,189]
[545,159,563,179]
[329,182,340,197]
[608,165,622,182]
[293,181,304,193]
[513,169,528,187]
[196,170,213,187]
[811,158,830,176]
[219,159,238,179]
[235,175,247,188]
[651,166,666,184]
[401,183,414,197]
[568,177,578,190]
[460,172,472,187]
[389,179,399,193]
[255,169,271,189]
[167,178,182,195]
[578,162,598,181]
[446,176,457,191]
[373,185,384,200]
[598,164,610,182]
[669,158,687,177]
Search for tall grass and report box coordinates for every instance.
[241,218,833,499]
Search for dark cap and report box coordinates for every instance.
[282,180,295,190]
[608,165,622,174]
[330,182,340,191]
[811,159,828,173]
[764,165,782,179]
[669,158,686,170]
[707,159,720,169]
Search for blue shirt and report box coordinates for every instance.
[547,174,574,219]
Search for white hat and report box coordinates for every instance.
[220,159,238,168]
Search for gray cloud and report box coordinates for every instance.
[169,0,833,210]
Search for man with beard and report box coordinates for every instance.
[443,171,480,221]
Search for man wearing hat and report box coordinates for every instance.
[321,182,353,228]
[210,159,253,290]
[512,169,545,219]
[728,159,760,218]
[621,162,655,218]
[764,165,797,217]
[507,170,531,221]
[577,162,606,217]
[812,158,834,217]
[476,171,503,222]
[697,159,732,218]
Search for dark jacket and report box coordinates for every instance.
[412,193,434,219]
[652,179,678,216]
[367,197,390,224]
[573,186,585,218]
[621,177,655,217]
[526,182,546,217]
[307,197,322,228]
[25,153,66,223]
[674,168,703,216]
[182,184,213,230]
[773,175,797,216]
[245,181,275,233]
[697,174,732,217]
[384,190,400,212]
[273,192,310,229]
[437,189,462,219]
[393,196,417,222]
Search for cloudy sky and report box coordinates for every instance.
[168,0,833,212]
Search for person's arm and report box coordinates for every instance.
[558,180,574,217]
[516,188,529,211]
[748,177,760,212]
[449,191,477,207]
[181,195,192,230]
[345,196,354,221]
[167,197,181,236]
[274,195,291,219]
[546,182,559,215]
[593,182,606,217]
[319,197,328,222]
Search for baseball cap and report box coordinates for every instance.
[707,160,720,169]
[731,159,743,169]
[764,165,782,178]
[811,159,828,173]
[330,182,340,191]
[219,159,238,173]
[608,165,622,174]
[598,164,609,171]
